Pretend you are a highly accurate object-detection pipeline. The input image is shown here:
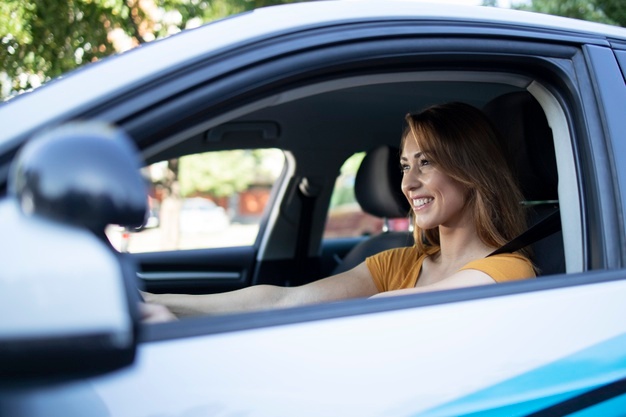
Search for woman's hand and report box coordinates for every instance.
[139,302,177,323]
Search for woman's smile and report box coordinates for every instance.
[412,196,434,210]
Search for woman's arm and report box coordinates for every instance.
[143,262,379,318]
[370,269,495,299]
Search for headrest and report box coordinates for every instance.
[355,145,410,219]
[483,92,558,202]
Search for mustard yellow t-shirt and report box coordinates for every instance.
[365,246,535,292]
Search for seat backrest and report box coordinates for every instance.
[483,92,565,276]
[332,145,413,275]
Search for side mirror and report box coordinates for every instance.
[0,122,146,384]
[9,122,148,235]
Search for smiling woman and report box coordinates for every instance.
[144,102,535,318]
[370,103,535,297]
[403,102,528,257]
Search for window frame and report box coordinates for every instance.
[123,32,618,334]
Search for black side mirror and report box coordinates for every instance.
[9,122,148,236]
[0,122,145,384]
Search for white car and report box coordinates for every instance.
[2,2,626,416]
[179,197,229,233]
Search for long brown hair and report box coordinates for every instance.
[403,102,528,256]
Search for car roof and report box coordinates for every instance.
[1,0,625,150]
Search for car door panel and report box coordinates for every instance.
[98,272,626,417]
[7,270,626,417]
[135,246,256,294]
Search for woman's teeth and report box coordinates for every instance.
[413,197,433,208]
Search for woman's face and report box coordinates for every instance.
[400,136,469,231]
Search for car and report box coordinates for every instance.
[2,1,626,415]
[179,197,229,233]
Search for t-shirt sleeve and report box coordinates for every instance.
[459,253,536,282]
[365,247,421,292]
[365,248,395,292]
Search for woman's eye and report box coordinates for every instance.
[419,158,430,167]
[400,164,410,172]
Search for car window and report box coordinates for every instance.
[105,149,285,253]
[323,152,409,239]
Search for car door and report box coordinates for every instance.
[114,19,626,416]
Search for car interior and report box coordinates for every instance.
[137,71,578,299]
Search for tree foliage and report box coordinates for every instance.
[505,0,625,27]
[1,0,301,198]
[4,0,625,98]
[178,149,284,198]
[0,0,303,99]
[328,152,365,209]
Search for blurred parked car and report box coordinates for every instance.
[179,197,229,233]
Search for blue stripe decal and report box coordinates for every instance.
[569,392,626,416]
[414,332,626,417]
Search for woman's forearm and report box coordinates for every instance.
[144,285,292,318]
[143,263,378,318]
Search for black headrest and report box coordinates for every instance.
[483,92,558,202]
[355,145,410,219]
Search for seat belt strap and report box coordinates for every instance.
[295,177,319,263]
[488,208,561,257]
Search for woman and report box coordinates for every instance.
[143,102,535,318]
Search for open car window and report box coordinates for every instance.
[129,70,580,304]
[106,149,285,253]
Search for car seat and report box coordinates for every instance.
[483,91,565,276]
[332,145,413,275]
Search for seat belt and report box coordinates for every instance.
[295,177,319,264]
[488,208,561,257]
[287,177,325,286]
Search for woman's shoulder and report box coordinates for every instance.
[365,245,423,276]
[365,245,425,292]
[369,245,422,262]
[460,253,536,283]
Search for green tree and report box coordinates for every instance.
[178,149,283,198]
[594,0,626,26]
[0,0,303,99]
[329,152,365,209]
[487,0,626,27]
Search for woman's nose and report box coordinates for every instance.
[401,168,422,192]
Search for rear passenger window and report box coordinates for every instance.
[105,149,285,253]
[323,152,409,239]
